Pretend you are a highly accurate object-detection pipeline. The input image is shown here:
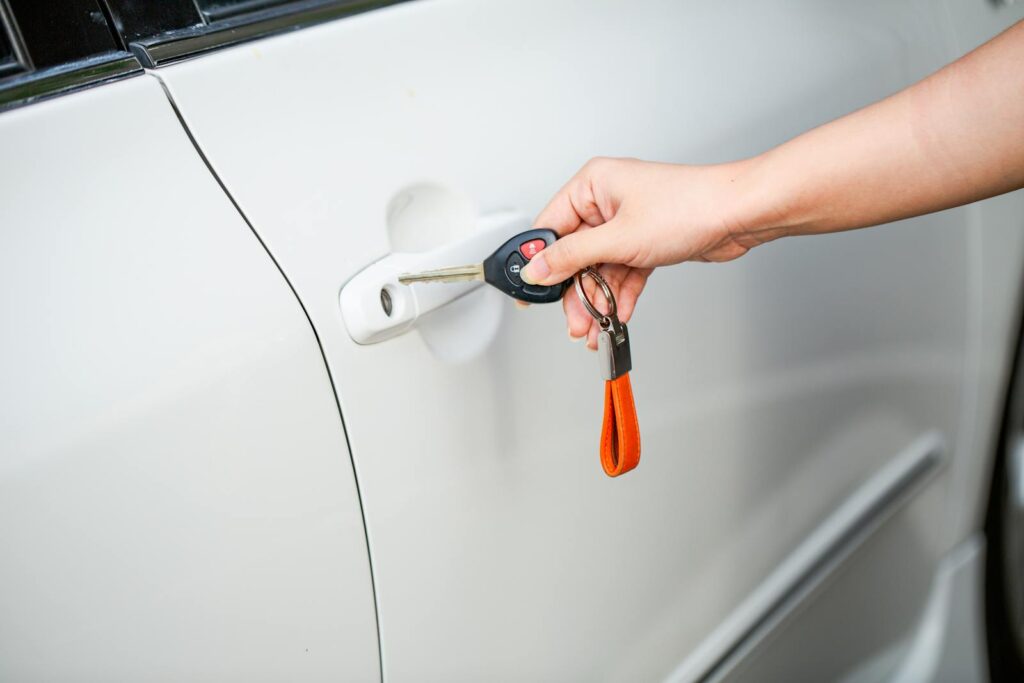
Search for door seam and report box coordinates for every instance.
[147,69,385,682]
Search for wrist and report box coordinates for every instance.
[723,151,804,249]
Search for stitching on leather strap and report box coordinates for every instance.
[600,373,640,477]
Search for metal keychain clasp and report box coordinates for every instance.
[574,267,632,380]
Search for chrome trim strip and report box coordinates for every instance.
[664,432,946,683]
[131,0,409,68]
[0,52,141,112]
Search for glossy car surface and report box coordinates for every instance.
[2,1,1023,681]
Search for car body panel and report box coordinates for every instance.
[4,0,1024,680]
[146,1,1024,679]
[0,76,379,681]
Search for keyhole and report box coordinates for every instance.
[380,287,393,317]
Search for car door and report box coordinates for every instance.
[0,7,379,679]
[141,0,1023,680]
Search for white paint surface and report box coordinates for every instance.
[0,77,379,681]
[890,537,988,683]
[150,0,1024,679]
[3,0,1024,680]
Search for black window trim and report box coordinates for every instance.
[198,0,294,23]
[0,0,411,112]
[130,0,408,68]
[0,51,141,111]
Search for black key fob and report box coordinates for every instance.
[482,229,570,304]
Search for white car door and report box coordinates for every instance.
[145,0,1024,680]
[0,74,378,680]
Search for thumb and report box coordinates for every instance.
[522,221,624,285]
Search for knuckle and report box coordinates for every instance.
[583,156,613,175]
[581,156,631,193]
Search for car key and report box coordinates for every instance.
[398,228,570,304]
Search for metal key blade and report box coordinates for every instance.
[398,264,484,285]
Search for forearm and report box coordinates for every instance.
[738,20,1024,243]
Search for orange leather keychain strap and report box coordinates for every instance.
[574,266,641,477]
[600,372,640,477]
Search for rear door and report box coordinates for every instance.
[148,0,996,679]
[0,5,378,679]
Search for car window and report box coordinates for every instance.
[0,22,18,77]
[195,0,293,21]
[5,0,119,69]
[103,2,201,43]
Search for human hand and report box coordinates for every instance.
[522,157,769,349]
[522,20,1024,349]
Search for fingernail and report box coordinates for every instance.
[515,301,530,310]
[521,253,549,285]
[568,329,585,342]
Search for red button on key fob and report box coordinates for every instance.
[480,228,568,303]
[519,239,546,260]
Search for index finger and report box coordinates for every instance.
[532,178,584,237]
[533,160,611,236]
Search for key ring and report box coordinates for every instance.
[574,266,617,327]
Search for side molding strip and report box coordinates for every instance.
[666,432,945,683]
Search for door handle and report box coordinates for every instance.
[340,210,529,344]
